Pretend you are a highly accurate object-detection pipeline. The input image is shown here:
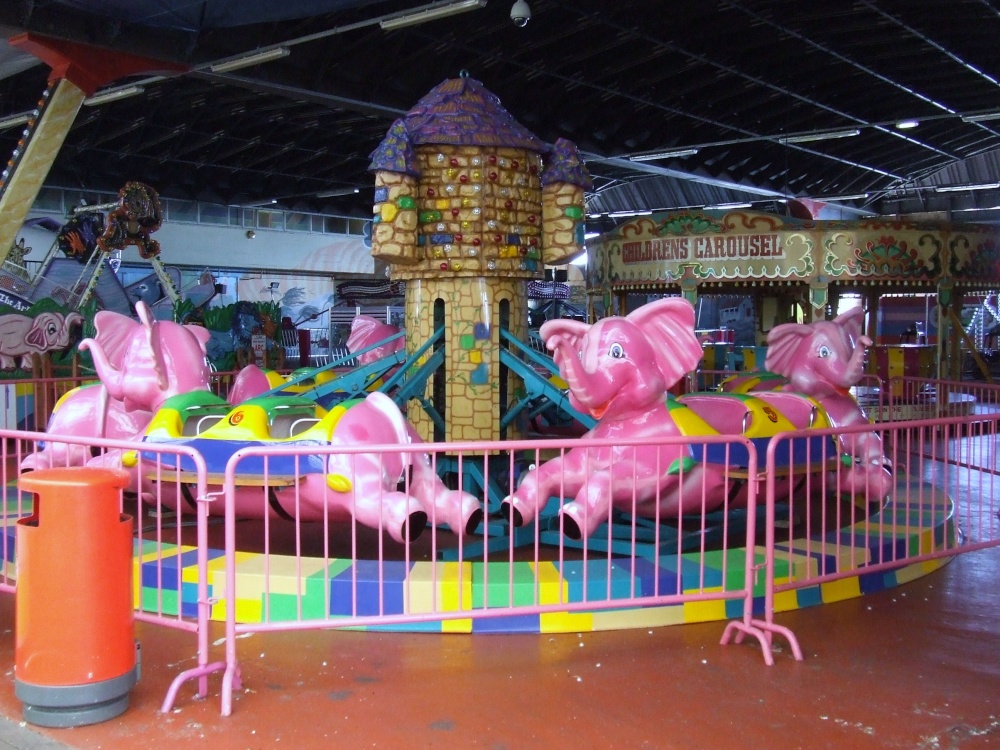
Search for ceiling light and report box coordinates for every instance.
[708,202,752,210]
[84,85,145,106]
[0,112,31,130]
[895,120,919,130]
[607,210,652,218]
[822,193,870,201]
[961,111,1000,123]
[380,0,487,30]
[629,148,699,162]
[780,129,861,145]
[210,47,290,74]
[316,187,361,198]
[935,183,1000,193]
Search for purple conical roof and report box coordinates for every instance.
[541,138,593,190]
[369,76,544,174]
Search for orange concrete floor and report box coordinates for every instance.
[0,547,996,749]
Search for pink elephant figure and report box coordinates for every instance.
[0,310,83,370]
[345,315,403,366]
[267,391,483,542]
[502,298,728,540]
[763,307,892,500]
[21,301,212,480]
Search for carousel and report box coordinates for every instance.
[585,209,1000,387]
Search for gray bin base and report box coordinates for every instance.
[15,645,141,728]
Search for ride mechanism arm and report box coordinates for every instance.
[498,329,595,432]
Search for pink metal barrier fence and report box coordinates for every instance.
[1,374,996,717]
[0,431,223,712]
[212,433,765,716]
[737,409,1000,660]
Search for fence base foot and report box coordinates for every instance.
[160,660,228,715]
[721,618,803,665]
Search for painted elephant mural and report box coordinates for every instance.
[0,310,82,370]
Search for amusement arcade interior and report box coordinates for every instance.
[0,2,996,749]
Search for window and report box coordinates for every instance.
[198,203,231,225]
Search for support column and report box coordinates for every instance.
[0,33,187,266]
[0,78,86,264]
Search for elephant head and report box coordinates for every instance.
[764,307,871,398]
[346,315,403,365]
[540,298,703,421]
[79,301,212,412]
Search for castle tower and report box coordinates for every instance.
[369,75,590,443]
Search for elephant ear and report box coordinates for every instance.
[136,301,169,390]
[626,298,702,386]
[91,310,140,368]
[834,306,865,347]
[346,315,382,353]
[764,322,809,377]
[539,317,590,351]
[184,323,212,352]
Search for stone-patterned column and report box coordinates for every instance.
[372,172,420,265]
[405,276,528,443]
[541,182,585,265]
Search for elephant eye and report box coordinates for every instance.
[609,343,625,359]
[818,345,831,358]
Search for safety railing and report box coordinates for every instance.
[747,410,1000,657]
[1,431,221,713]
[2,373,998,718]
[213,433,763,715]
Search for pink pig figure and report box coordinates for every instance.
[502,298,727,540]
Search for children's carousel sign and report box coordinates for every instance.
[589,210,1000,297]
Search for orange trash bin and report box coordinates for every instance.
[15,467,139,727]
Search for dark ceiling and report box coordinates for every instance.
[2,0,1000,227]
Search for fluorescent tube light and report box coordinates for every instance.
[0,112,31,130]
[607,210,652,218]
[210,47,290,74]
[895,120,919,130]
[84,85,145,106]
[781,129,860,144]
[316,187,361,198]
[961,112,1000,123]
[629,148,699,162]
[935,183,1000,193]
[822,193,869,201]
[380,0,487,30]
[708,202,752,210]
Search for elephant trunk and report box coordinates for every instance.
[79,338,127,401]
[552,340,594,411]
[835,336,871,389]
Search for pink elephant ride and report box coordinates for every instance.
[21,300,479,543]
[135,388,483,543]
[502,298,857,541]
[723,307,893,502]
[345,315,404,367]
[20,301,214,481]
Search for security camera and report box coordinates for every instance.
[510,0,531,27]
